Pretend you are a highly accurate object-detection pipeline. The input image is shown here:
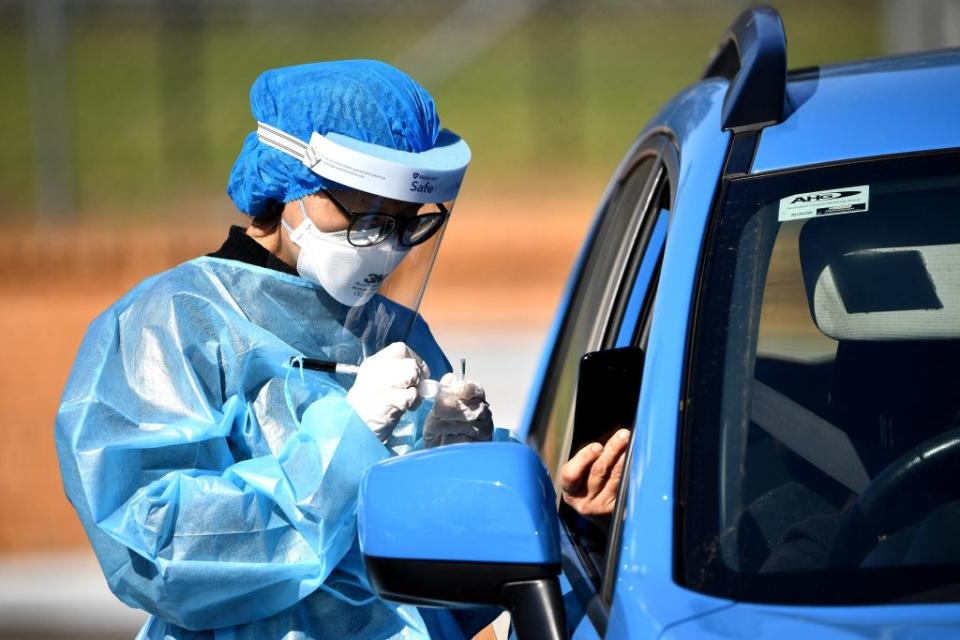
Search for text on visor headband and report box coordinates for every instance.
[256,122,470,204]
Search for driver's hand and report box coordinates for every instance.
[559,429,630,517]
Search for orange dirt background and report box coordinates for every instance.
[0,185,601,552]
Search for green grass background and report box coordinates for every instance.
[0,1,884,220]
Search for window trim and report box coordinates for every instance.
[555,151,664,592]
[555,138,680,622]
[529,136,668,474]
[600,143,678,606]
[532,133,677,624]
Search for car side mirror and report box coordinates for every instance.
[358,442,567,640]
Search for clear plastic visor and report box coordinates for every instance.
[322,186,458,364]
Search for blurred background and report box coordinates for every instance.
[0,0,957,636]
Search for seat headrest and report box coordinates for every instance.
[799,207,960,341]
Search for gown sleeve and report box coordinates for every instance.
[55,281,390,631]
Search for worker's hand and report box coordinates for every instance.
[423,373,494,448]
[347,342,430,441]
[559,429,630,518]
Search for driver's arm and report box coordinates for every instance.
[558,429,630,517]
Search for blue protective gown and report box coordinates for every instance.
[55,256,473,639]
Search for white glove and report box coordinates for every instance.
[423,373,494,448]
[347,342,430,441]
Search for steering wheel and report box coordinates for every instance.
[829,426,960,568]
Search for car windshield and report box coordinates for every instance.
[681,150,960,604]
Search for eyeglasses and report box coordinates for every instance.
[323,189,449,248]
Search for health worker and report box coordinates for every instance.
[55,60,497,639]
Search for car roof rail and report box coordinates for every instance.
[702,5,787,132]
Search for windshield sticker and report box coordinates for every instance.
[778,185,870,222]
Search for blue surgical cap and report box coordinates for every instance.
[227,60,441,216]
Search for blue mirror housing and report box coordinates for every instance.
[358,442,568,639]
[359,442,559,565]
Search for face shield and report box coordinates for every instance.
[257,123,469,363]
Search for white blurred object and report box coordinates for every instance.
[0,551,145,637]
[494,611,511,640]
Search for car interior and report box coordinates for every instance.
[731,195,960,574]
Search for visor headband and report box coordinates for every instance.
[256,122,469,204]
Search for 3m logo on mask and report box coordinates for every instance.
[347,273,387,302]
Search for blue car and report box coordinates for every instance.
[358,7,960,638]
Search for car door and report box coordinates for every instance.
[525,133,677,637]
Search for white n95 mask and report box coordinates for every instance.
[282,213,410,307]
